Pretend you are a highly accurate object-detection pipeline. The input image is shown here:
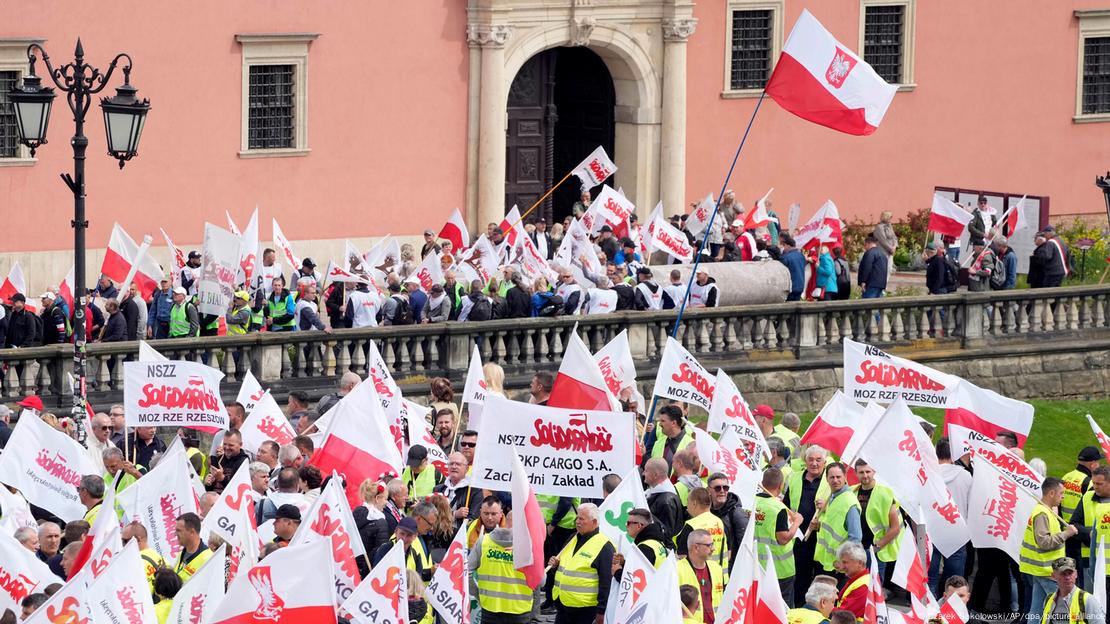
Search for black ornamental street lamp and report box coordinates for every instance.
[1097,171,1110,232]
[9,40,150,442]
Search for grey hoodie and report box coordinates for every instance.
[936,463,972,517]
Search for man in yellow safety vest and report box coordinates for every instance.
[1020,477,1078,620]
[677,528,727,622]
[547,503,614,624]
[756,467,805,606]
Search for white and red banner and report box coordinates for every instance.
[236,369,264,415]
[272,217,300,270]
[472,396,635,498]
[944,381,1033,447]
[794,200,842,250]
[236,207,260,285]
[742,188,775,230]
[928,193,974,239]
[201,460,256,547]
[425,524,471,624]
[21,570,91,624]
[462,345,488,430]
[572,145,618,190]
[241,390,296,454]
[843,338,958,407]
[325,261,372,285]
[0,410,98,521]
[70,472,122,580]
[937,591,971,624]
[413,251,445,292]
[160,227,187,288]
[765,9,897,136]
[291,476,366,606]
[197,222,242,316]
[166,545,227,624]
[549,330,620,411]
[695,428,760,510]
[0,261,27,304]
[610,543,655,624]
[622,554,683,624]
[510,449,548,590]
[341,541,407,624]
[714,527,758,624]
[1088,414,1110,462]
[646,215,694,262]
[891,524,938,617]
[367,340,401,407]
[594,330,646,414]
[516,232,558,285]
[967,450,1039,563]
[652,337,715,411]
[309,379,404,509]
[439,207,471,251]
[594,184,637,229]
[458,234,500,286]
[101,222,164,299]
[707,370,769,465]
[212,538,337,624]
[117,443,199,561]
[84,541,158,624]
[686,194,715,236]
[949,425,1042,497]
[799,390,867,456]
[123,360,229,429]
[408,409,449,477]
[855,400,969,557]
[863,546,894,624]
[0,529,63,614]
[598,468,650,550]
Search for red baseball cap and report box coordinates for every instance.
[752,404,775,419]
[17,395,43,411]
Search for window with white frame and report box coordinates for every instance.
[236,33,318,157]
[722,1,783,98]
[0,38,43,165]
[859,0,915,89]
[1076,10,1110,121]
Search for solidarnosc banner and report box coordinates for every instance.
[123,360,229,429]
[842,338,958,407]
[197,222,241,317]
[471,396,635,498]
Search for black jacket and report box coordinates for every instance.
[353,505,390,578]
[633,281,660,310]
[647,490,683,542]
[5,308,39,347]
[612,283,636,310]
[857,247,889,290]
[41,304,68,344]
[505,285,531,318]
[925,254,948,295]
[102,311,128,342]
[711,492,750,571]
[634,521,672,564]
[121,298,140,340]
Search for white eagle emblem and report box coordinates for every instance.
[248,566,285,621]
[824,47,857,88]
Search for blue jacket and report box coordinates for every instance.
[778,249,807,295]
[408,289,428,323]
[613,250,642,266]
[149,288,174,325]
[1001,248,1017,289]
[857,247,888,290]
[816,253,838,295]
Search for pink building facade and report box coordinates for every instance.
[1,1,1108,291]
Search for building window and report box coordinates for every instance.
[0,70,19,158]
[248,65,296,150]
[0,38,43,165]
[859,0,916,89]
[1082,36,1110,115]
[722,1,784,98]
[236,33,318,158]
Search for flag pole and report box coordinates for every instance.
[508,170,574,231]
[644,90,768,431]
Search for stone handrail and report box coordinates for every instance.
[3,284,1109,410]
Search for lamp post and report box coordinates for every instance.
[1097,172,1110,231]
[9,40,150,443]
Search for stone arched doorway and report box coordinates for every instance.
[505,47,616,225]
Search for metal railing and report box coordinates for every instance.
[4,284,1109,409]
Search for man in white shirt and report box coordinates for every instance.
[582,276,618,315]
[345,282,382,328]
[85,412,115,475]
[254,248,284,297]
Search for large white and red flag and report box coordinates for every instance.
[408,408,450,476]
[652,337,716,411]
[799,390,867,456]
[160,227,187,287]
[498,205,526,247]
[686,193,715,236]
[947,425,1042,497]
[572,145,618,190]
[944,380,1033,447]
[237,207,260,284]
[101,222,164,298]
[929,194,974,239]
[291,475,366,606]
[341,541,407,624]
[708,370,769,466]
[201,459,256,547]
[511,449,548,589]
[515,232,559,285]
[84,540,158,624]
[794,200,842,250]
[211,537,337,624]
[166,545,227,624]
[1004,195,1031,235]
[0,261,27,303]
[609,541,655,624]
[863,546,894,624]
[425,523,471,624]
[21,569,91,624]
[458,233,500,286]
[645,214,695,263]
[272,217,301,270]
[843,338,959,408]
[714,523,758,624]
[549,329,621,411]
[967,449,1039,562]
[855,399,970,557]
[766,9,897,135]
[754,549,790,624]
[742,188,775,230]
[309,379,404,509]
[413,250,445,292]
[0,409,98,521]
[1088,414,1110,462]
[696,428,760,510]
[69,473,123,580]
[891,524,939,617]
[57,264,76,311]
[117,441,199,561]
[0,529,63,614]
[439,207,471,251]
[594,329,647,417]
[594,184,637,229]
[240,390,296,454]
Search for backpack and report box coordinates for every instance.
[536,293,564,317]
[390,295,414,325]
[989,251,1008,289]
[834,258,851,292]
[943,255,959,291]
[468,296,492,322]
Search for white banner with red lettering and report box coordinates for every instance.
[342,541,408,624]
[0,411,98,522]
[707,370,770,466]
[21,569,91,624]
[967,451,1039,562]
[949,425,1042,498]
[241,390,296,453]
[652,337,715,411]
[290,476,365,606]
[572,145,617,189]
[610,543,655,624]
[408,407,449,476]
[685,194,714,236]
[200,460,256,547]
[843,338,958,407]
[593,184,637,228]
[236,370,264,415]
[0,529,62,615]
[425,524,471,624]
[197,222,242,316]
[84,541,158,624]
[516,232,559,285]
[855,399,970,557]
[413,251,445,292]
[123,360,229,429]
[471,396,635,498]
[117,442,200,561]
[646,215,694,263]
[368,340,401,407]
[695,428,760,510]
[166,546,227,624]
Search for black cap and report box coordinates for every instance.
[275,504,301,521]
[600,225,613,233]
[636,266,653,277]
[187,251,201,260]
[397,516,419,533]
[302,258,317,269]
[492,227,505,236]
[9,293,24,303]
[407,445,428,467]
[621,237,635,248]
[1078,446,1103,462]
[971,238,985,247]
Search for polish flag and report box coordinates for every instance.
[341,542,407,624]
[100,222,163,298]
[937,591,970,624]
[309,379,404,509]
[794,200,842,250]
[572,145,618,190]
[863,547,891,624]
[498,205,526,247]
[69,473,123,579]
[799,390,867,456]
[548,329,620,411]
[1088,415,1110,462]
[272,218,301,269]
[765,9,897,135]
[943,381,1033,448]
[755,550,789,624]
[929,194,974,239]
[891,524,938,614]
[510,449,548,589]
[1004,195,1031,235]
[210,538,337,624]
[0,261,27,303]
[439,207,471,251]
[742,188,774,230]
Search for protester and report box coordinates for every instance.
[856,236,888,298]
[1021,477,1078,619]
[1042,557,1101,622]
[676,528,726,623]
[547,503,613,624]
[757,467,804,606]
[786,581,837,624]
[173,512,213,582]
[851,459,901,579]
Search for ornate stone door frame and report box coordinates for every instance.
[466,0,697,231]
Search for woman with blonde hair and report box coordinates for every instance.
[482,362,506,398]
[406,569,431,623]
[353,480,390,576]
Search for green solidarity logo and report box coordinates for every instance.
[604,501,634,533]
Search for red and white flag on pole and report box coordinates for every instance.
[117,443,199,561]
[167,545,227,624]
[765,9,897,135]
[0,261,27,304]
[84,540,157,624]
[201,460,256,548]
[714,524,757,624]
[69,473,122,580]
[754,549,790,624]
[425,523,471,624]
[548,329,621,411]
[863,547,893,624]
[572,145,618,190]
[0,529,63,614]
[686,193,714,236]
[309,379,404,509]
[696,428,760,510]
[799,390,867,456]
[1088,414,1110,462]
[413,250,445,292]
[652,337,716,412]
[742,188,775,230]
[439,207,471,251]
[211,538,337,624]
[21,569,91,624]
[101,222,164,298]
[708,370,769,463]
[461,345,488,429]
[594,184,637,230]
[944,380,1033,447]
[498,205,526,247]
[929,194,974,239]
[57,264,76,312]
[0,409,98,521]
[324,261,371,285]
[1004,195,1030,235]
[967,449,1039,562]
[511,449,549,590]
[272,217,300,270]
[646,214,694,263]
[794,200,842,250]
[240,390,296,454]
[891,524,938,616]
[947,426,1042,498]
[291,475,366,606]
[936,590,970,624]
[160,227,187,287]
[341,541,408,624]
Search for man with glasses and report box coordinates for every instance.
[86,413,115,475]
[434,452,482,525]
[103,447,141,493]
[548,503,613,624]
[77,474,106,525]
[108,404,126,448]
[677,528,726,623]
[708,472,749,572]
[554,270,584,315]
[614,508,670,571]
[458,430,479,466]
[411,500,441,567]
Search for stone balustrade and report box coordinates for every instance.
[3,284,1109,412]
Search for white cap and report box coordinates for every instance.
[172,286,187,296]
[39,291,56,300]
[731,219,744,227]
